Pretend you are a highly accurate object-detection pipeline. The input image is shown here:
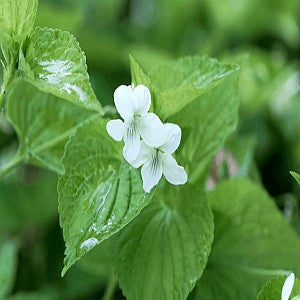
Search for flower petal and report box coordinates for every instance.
[160,123,182,154]
[114,85,134,121]
[281,273,295,300]
[132,85,151,116]
[162,154,188,185]
[138,113,166,147]
[123,123,140,163]
[141,154,163,193]
[130,141,154,169]
[106,119,125,141]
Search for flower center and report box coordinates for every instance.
[126,119,138,140]
[150,149,160,175]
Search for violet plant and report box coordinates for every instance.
[0,1,300,299]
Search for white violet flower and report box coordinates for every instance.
[106,84,166,163]
[282,273,295,300]
[130,123,188,192]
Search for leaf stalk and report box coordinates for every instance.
[102,274,118,300]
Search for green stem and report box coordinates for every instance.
[0,84,6,107]
[102,275,118,300]
[0,155,24,178]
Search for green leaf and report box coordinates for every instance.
[0,240,18,298]
[58,117,153,275]
[114,183,214,300]
[130,55,154,111]
[147,56,239,119]
[130,56,240,184]
[0,0,38,105]
[130,55,151,88]
[5,81,93,174]
[5,290,59,300]
[257,275,300,300]
[172,72,240,183]
[291,171,300,186]
[0,0,37,43]
[195,179,300,300]
[19,27,102,112]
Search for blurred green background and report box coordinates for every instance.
[0,0,299,299]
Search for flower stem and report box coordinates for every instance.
[102,274,118,300]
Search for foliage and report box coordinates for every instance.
[0,0,299,299]
[257,275,300,299]
[195,179,300,299]
[114,183,213,299]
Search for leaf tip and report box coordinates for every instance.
[290,171,300,184]
[61,265,69,277]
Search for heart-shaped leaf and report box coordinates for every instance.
[20,27,102,113]
[58,117,153,275]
